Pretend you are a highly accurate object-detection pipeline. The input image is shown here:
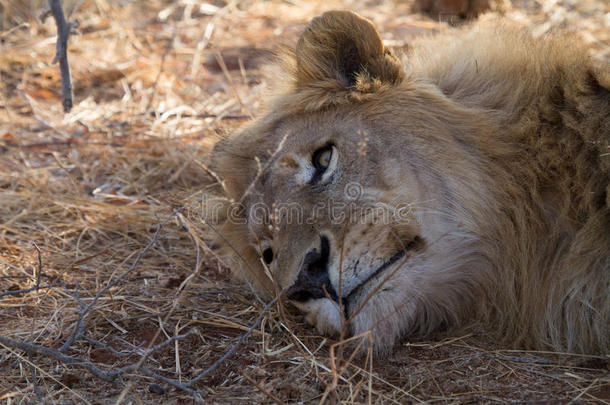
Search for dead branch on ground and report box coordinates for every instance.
[0,203,282,403]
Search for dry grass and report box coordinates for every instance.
[1,0,609,403]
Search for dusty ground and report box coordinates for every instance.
[1,0,609,403]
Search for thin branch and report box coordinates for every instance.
[0,202,281,402]
[47,0,76,112]
[59,280,84,352]
[0,244,52,300]
[33,242,42,289]
[142,330,197,361]
[0,336,120,382]
[145,29,176,113]
[185,293,281,387]
[60,203,195,352]
[0,332,204,401]
[80,336,136,358]
[136,366,202,401]
[27,353,44,404]
[0,285,54,299]
[0,296,280,403]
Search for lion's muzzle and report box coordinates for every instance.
[285,235,339,302]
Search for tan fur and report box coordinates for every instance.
[208,11,610,355]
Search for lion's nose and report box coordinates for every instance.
[286,235,338,302]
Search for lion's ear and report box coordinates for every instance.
[295,10,403,90]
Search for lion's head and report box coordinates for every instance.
[208,11,610,354]
[208,10,495,353]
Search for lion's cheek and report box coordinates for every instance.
[348,289,416,354]
[292,298,342,337]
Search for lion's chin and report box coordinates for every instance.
[291,250,409,342]
[293,298,342,337]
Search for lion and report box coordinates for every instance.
[208,10,610,355]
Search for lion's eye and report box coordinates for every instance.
[312,144,334,169]
[310,144,336,184]
[314,147,332,169]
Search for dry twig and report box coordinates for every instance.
[0,201,284,403]
[0,243,54,299]
[47,0,77,112]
